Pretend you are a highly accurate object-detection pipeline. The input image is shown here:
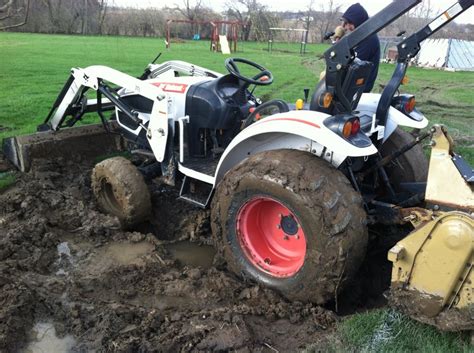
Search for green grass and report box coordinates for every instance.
[0,32,472,160]
[0,33,326,141]
[0,172,16,190]
[0,32,473,348]
[335,309,473,353]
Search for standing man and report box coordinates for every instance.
[341,3,380,92]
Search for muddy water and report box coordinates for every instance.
[106,242,156,264]
[0,158,339,352]
[85,241,156,275]
[165,241,216,269]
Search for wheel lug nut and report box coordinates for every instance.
[276,224,281,229]
[283,235,289,240]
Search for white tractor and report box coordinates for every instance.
[5,0,472,313]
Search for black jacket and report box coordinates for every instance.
[342,3,380,92]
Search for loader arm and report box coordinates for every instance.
[43,66,165,131]
[42,60,221,132]
[41,66,173,162]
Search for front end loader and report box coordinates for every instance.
[388,125,473,332]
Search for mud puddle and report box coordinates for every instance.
[23,322,75,353]
[0,157,391,352]
[165,241,216,269]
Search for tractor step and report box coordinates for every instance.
[179,176,213,208]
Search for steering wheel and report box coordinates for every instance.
[225,57,273,86]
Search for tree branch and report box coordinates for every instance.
[0,0,30,31]
[0,0,14,13]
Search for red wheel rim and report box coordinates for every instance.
[236,196,307,278]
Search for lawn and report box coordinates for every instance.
[0,32,473,350]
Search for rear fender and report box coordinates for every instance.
[384,106,428,142]
[214,110,377,185]
[357,93,428,142]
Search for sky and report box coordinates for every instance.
[111,0,474,24]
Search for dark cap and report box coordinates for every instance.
[341,3,369,28]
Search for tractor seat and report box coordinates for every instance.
[310,58,373,115]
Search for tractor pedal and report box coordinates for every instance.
[211,147,224,157]
[179,176,213,208]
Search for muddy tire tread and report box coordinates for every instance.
[91,156,151,226]
[211,149,368,303]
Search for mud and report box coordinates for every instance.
[0,157,340,352]
[388,288,474,332]
[0,152,11,172]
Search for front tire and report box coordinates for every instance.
[211,150,368,304]
[91,156,151,227]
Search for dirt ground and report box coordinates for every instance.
[1,154,352,353]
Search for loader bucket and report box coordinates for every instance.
[2,123,126,172]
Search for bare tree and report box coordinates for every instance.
[0,0,30,30]
[302,0,315,43]
[312,0,341,43]
[41,0,61,31]
[170,0,221,39]
[387,0,435,37]
[225,0,278,41]
[225,0,249,40]
[412,0,434,20]
[175,0,203,21]
[39,0,100,34]
[97,0,110,35]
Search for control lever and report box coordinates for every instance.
[303,88,310,103]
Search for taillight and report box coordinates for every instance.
[392,94,416,114]
[342,121,353,138]
[351,118,360,134]
[323,115,362,141]
[404,97,416,113]
[343,118,360,138]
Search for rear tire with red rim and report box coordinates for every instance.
[211,149,368,304]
